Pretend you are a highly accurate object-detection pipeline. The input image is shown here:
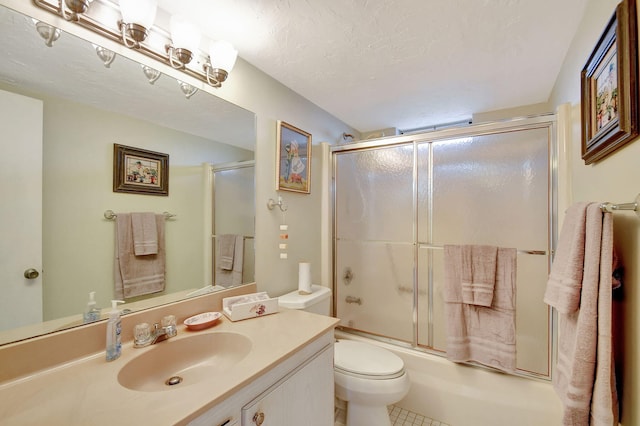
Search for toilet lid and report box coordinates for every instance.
[334,340,404,378]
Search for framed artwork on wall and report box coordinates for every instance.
[276,120,312,194]
[581,0,638,164]
[113,144,169,196]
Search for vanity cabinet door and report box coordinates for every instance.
[242,344,334,426]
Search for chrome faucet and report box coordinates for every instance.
[134,315,177,348]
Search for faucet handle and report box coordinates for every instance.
[133,323,152,347]
[162,315,178,338]
[161,315,176,328]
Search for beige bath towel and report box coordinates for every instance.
[215,235,244,287]
[546,203,618,425]
[461,245,498,307]
[131,212,158,255]
[114,213,166,299]
[543,201,590,314]
[444,245,517,372]
[218,234,236,271]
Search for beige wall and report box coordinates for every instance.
[550,0,639,424]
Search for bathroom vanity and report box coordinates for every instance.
[0,285,339,425]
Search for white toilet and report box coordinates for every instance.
[279,285,410,426]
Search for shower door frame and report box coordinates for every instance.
[330,114,558,380]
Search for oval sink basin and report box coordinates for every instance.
[118,331,252,392]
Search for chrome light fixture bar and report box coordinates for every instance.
[166,15,200,69]
[34,0,237,89]
[118,0,157,48]
[60,0,93,21]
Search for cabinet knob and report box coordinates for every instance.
[252,411,265,426]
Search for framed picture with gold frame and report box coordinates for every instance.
[113,144,169,196]
[581,0,639,164]
[276,120,312,193]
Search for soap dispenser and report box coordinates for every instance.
[82,291,100,324]
[106,300,125,362]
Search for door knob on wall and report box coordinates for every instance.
[23,268,40,279]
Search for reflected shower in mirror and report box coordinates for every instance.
[0,5,256,345]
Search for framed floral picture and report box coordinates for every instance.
[581,0,638,164]
[113,144,169,196]
[276,120,312,193]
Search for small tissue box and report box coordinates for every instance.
[222,292,278,321]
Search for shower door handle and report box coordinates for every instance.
[345,296,362,305]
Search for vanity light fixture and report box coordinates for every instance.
[118,0,157,48]
[60,0,93,21]
[142,65,161,84]
[33,19,61,47]
[166,15,201,69]
[33,0,238,88]
[93,44,116,68]
[178,80,198,99]
[204,40,238,88]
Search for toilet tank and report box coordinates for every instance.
[278,285,332,315]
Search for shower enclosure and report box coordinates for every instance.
[212,160,255,285]
[332,116,556,379]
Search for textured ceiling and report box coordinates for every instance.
[157,0,589,133]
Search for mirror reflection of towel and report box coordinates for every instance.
[131,212,158,256]
[216,235,244,287]
[218,234,236,271]
[114,213,165,299]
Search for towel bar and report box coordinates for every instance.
[104,210,176,220]
[600,193,640,217]
[420,244,546,256]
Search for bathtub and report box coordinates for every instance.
[335,331,563,426]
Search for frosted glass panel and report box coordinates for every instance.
[335,240,413,343]
[214,167,255,236]
[431,129,549,249]
[213,165,255,283]
[335,145,414,241]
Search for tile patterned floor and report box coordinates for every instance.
[334,401,450,426]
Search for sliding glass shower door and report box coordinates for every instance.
[333,117,555,378]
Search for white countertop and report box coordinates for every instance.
[0,309,338,425]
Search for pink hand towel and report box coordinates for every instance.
[444,246,517,373]
[544,202,590,314]
[461,245,498,307]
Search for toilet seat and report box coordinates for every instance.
[334,340,405,379]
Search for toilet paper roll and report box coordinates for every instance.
[298,262,312,295]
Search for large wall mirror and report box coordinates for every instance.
[0,4,256,345]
